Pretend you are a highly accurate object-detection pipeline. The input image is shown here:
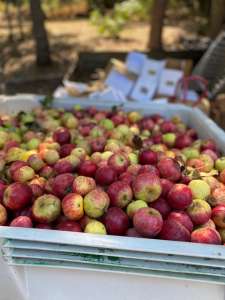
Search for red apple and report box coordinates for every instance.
[52,173,74,198]
[152,134,162,144]
[139,150,158,165]
[160,120,176,133]
[107,181,133,208]
[157,158,181,182]
[201,139,217,152]
[139,117,154,130]
[53,127,71,145]
[212,205,225,228]
[127,164,141,175]
[3,183,32,210]
[32,194,61,223]
[56,220,82,232]
[160,178,173,197]
[167,183,192,210]
[62,193,84,221]
[103,207,129,236]
[149,197,171,219]
[78,160,97,177]
[0,180,7,202]
[133,173,162,203]
[133,207,163,237]
[73,176,96,196]
[29,183,44,198]
[4,140,20,152]
[108,153,129,174]
[138,165,160,177]
[191,228,221,245]
[187,199,211,225]
[119,172,134,185]
[12,166,35,183]
[39,165,55,179]
[54,159,73,174]
[9,161,27,178]
[160,218,191,242]
[209,187,225,206]
[111,114,126,126]
[90,137,106,153]
[59,144,75,158]
[168,211,193,232]
[95,166,117,186]
[10,216,32,228]
[175,134,193,149]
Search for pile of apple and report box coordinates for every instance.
[1,105,225,245]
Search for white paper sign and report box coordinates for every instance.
[141,58,166,81]
[126,52,147,75]
[130,76,157,102]
[105,69,135,96]
[158,69,183,96]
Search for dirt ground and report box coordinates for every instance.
[0,17,206,94]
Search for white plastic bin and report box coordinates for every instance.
[1,95,225,300]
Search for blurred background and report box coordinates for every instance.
[0,0,225,95]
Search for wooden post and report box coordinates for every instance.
[148,0,168,50]
[209,0,225,39]
[30,0,51,66]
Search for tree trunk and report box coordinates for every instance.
[148,0,168,50]
[209,0,225,39]
[30,0,51,65]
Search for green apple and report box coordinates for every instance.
[104,142,120,153]
[128,152,138,164]
[128,111,142,123]
[215,157,225,172]
[65,116,78,129]
[162,133,176,147]
[90,127,104,138]
[71,147,86,160]
[117,124,130,136]
[182,147,200,160]
[84,220,106,235]
[5,147,25,163]
[126,200,148,218]
[27,138,40,150]
[141,129,151,138]
[99,118,114,130]
[101,151,113,161]
[84,189,110,218]
[43,149,60,165]
[188,179,210,200]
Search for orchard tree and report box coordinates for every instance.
[30,0,51,65]
[148,0,168,50]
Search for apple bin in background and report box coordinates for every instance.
[1,95,225,300]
